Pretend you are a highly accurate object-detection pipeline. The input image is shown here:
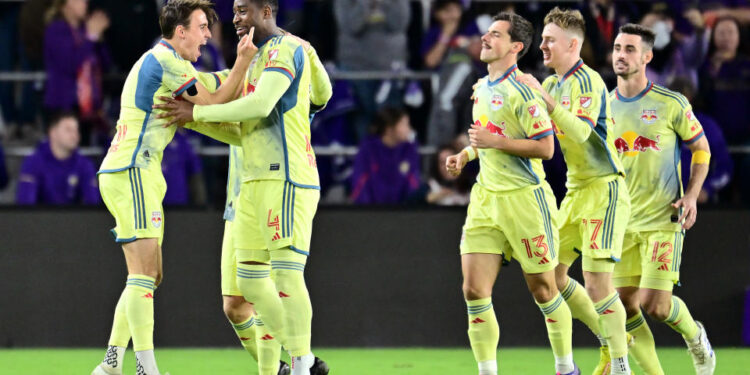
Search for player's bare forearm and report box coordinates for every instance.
[498,135,554,160]
[685,137,711,199]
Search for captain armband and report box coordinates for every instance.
[691,150,710,165]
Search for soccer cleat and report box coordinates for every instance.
[91,364,122,375]
[310,357,330,375]
[278,360,290,375]
[592,345,611,375]
[557,363,581,375]
[685,321,716,375]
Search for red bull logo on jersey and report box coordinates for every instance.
[151,211,162,228]
[490,95,503,110]
[615,131,661,156]
[561,96,571,109]
[641,109,658,124]
[475,114,507,137]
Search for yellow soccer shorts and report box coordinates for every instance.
[558,175,631,272]
[99,165,166,246]
[233,180,320,263]
[221,220,242,296]
[460,182,559,274]
[613,230,685,291]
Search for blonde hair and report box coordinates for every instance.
[544,7,586,41]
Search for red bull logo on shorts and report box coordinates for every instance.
[615,130,661,156]
[641,109,658,124]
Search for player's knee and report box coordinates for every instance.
[554,274,568,291]
[462,282,490,301]
[223,296,250,323]
[529,282,556,303]
[643,300,670,321]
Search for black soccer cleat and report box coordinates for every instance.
[278,360,290,375]
[310,357,330,375]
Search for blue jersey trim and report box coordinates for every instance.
[508,78,531,101]
[212,72,221,88]
[173,77,197,97]
[115,236,137,243]
[674,136,682,200]
[520,157,541,185]
[530,129,554,140]
[684,130,705,145]
[289,246,310,256]
[265,67,294,81]
[488,64,518,87]
[615,81,653,102]
[559,60,584,88]
[652,85,688,108]
[159,39,175,51]
[592,89,620,175]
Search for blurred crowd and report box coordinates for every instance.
[0,0,748,207]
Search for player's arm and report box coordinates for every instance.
[672,106,711,230]
[307,46,332,111]
[184,121,242,146]
[517,74,595,143]
[469,124,554,159]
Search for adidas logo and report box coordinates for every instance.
[240,337,251,341]
[143,293,154,299]
[546,318,557,323]
[658,264,669,271]
[538,257,549,265]
[470,318,485,324]
[602,309,615,314]
[272,232,281,241]
[260,334,274,340]
[279,291,290,298]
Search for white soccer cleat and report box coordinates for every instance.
[685,321,716,375]
[91,364,122,375]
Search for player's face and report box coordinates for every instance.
[50,117,80,152]
[612,33,651,78]
[480,21,516,64]
[182,10,211,62]
[540,23,572,69]
[233,0,265,41]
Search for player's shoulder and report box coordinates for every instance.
[649,83,689,109]
[542,74,558,87]
[572,63,605,93]
[506,74,537,103]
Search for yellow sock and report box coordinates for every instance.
[626,311,664,375]
[594,292,628,358]
[536,293,573,358]
[466,297,499,362]
[255,317,282,375]
[271,252,312,357]
[231,316,258,361]
[560,278,601,337]
[124,274,156,351]
[663,296,699,340]
[236,264,286,347]
[108,290,130,347]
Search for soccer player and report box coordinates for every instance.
[446,12,577,375]
[155,1,327,373]
[516,8,632,374]
[91,1,255,374]
[610,24,715,375]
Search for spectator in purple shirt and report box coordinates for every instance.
[161,129,206,206]
[43,0,111,145]
[351,107,420,204]
[670,78,733,203]
[16,112,99,205]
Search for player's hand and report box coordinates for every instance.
[672,195,698,230]
[445,152,468,177]
[470,78,483,101]
[469,123,501,149]
[153,96,195,127]
[237,28,258,61]
[515,73,543,92]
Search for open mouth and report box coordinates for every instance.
[236,26,248,36]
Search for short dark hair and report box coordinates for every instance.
[492,12,534,59]
[247,0,279,17]
[619,23,656,51]
[373,107,408,136]
[46,111,77,133]
[159,0,218,39]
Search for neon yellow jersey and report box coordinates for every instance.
[542,60,624,190]
[610,81,704,232]
[99,40,200,173]
[240,35,318,188]
[471,65,554,192]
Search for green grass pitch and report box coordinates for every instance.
[2,347,748,374]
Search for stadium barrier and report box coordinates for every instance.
[1,208,748,348]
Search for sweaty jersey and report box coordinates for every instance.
[100,40,200,173]
[542,60,624,190]
[611,81,704,232]
[238,35,318,188]
[471,65,554,192]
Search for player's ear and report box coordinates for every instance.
[263,4,272,19]
[643,49,653,64]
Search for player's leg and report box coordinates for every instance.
[581,177,631,375]
[462,253,503,375]
[638,231,715,374]
[615,233,663,375]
